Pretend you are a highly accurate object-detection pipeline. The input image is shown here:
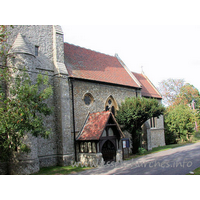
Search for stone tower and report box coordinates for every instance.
[4,25,74,174]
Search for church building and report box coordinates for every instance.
[0,25,165,174]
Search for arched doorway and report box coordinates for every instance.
[101,140,116,163]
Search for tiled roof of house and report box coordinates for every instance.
[76,111,124,141]
[64,43,140,88]
[132,72,162,99]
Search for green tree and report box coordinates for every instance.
[158,78,185,106]
[116,97,165,153]
[159,79,200,108]
[174,83,200,107]
[165,82,200,133]
[164,104,196,144]
[0,25,53,162]
[159,79,200,136]
[0,25,7,43]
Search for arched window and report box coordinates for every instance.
[105,96,118,115]
[111,106,115,116]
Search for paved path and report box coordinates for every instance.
[72,142,200,175]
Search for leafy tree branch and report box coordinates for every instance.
[116,97,165,153]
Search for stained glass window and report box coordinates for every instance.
[83,93,94,106]
[84,95,91,105]
[105,106,109,111]
[111,106,115,115]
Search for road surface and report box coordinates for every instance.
[72,142,200,175]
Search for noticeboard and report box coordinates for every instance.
[122,139,130,149]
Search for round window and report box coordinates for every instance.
[83,93,94,106]
[84,95,91,105]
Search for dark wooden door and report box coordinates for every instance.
[102,140,116,163]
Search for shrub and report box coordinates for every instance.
[164,104,196,144]
[138,147,147,155]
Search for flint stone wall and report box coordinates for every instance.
[1,25,72,174]
[70,79,139,133]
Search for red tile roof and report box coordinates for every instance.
[76,111,124,141]
[64,43,140,88]
[132,72,162,99]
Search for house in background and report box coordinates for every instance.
[0,25,165,174]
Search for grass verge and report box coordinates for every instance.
[32,165,93,175]
[33,140,200,175]
[187,167,200,175]
[125,142,197,160]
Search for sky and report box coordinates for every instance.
[3,0,200,92]
[62,25,200,92]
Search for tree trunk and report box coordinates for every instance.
[131,128,142,154]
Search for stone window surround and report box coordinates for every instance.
[82,92,94,106]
